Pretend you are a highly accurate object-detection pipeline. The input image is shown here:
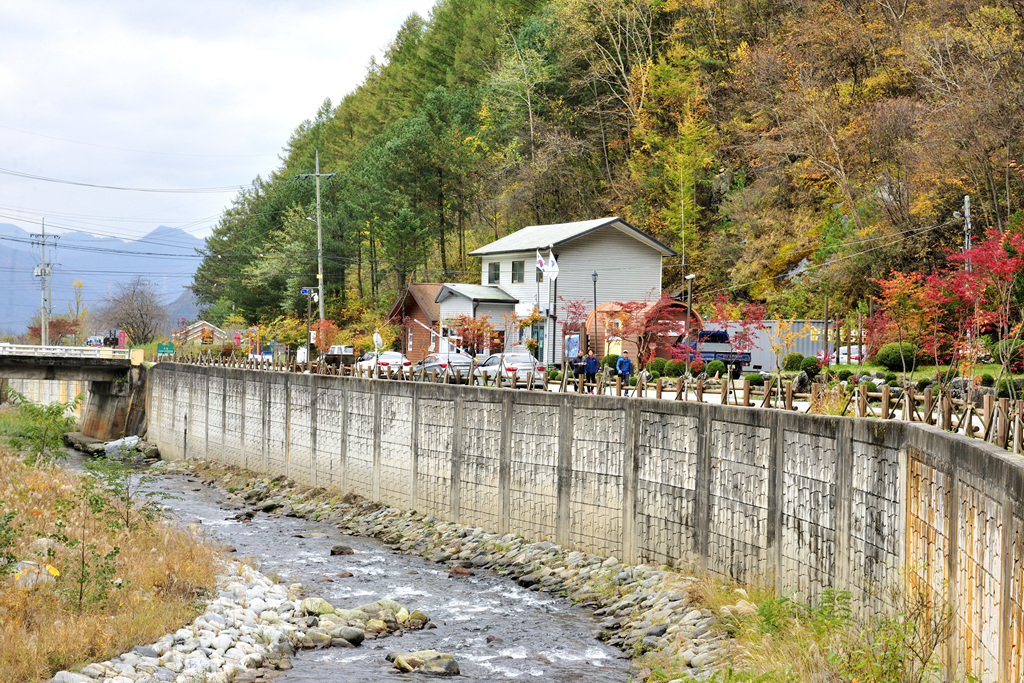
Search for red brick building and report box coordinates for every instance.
[386,283,442,362]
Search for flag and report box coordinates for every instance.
[536,250,546,271]
[547,251,559,280]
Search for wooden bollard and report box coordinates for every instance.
[720,379,729,404]
[998,397,1010,448]
[616,375,622,396]
[742,379,751,407]
[696,378,704,402]
[784,381,793,411]
[880,385,891,419]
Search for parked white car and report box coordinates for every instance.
[356,351,411,377]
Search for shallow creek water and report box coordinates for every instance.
[151,471,633,682]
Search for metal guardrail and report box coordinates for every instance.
[0,344,131,360]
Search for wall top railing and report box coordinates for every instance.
[0,344,132,361]
[167,350,1024,454]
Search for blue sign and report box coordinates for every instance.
[300,288,310,295]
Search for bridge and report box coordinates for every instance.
[0,344,142,381]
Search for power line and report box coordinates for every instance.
[0,167,250,193]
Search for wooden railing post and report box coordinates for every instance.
[880,385,891,419]
[858,384,867,417]
[742,379,751,407]
[784,381,793,411]
[923,387,934,424]
[720,379,729,404]
[616,375,622,396]
[696,379,704,402]
[655,378,663,399]
[998,397,1010,448]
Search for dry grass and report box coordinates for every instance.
[0,446,226,682]
[809,384,851,416]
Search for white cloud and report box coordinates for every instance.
[0,0,436,239]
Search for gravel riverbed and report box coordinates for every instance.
[53,457,743,682]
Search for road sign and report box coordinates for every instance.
[301,288,310,295]
[157,342,174,354]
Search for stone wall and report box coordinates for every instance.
[142,363,1022,680]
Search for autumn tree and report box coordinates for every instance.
[97,277,168,346]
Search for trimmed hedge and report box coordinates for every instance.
[706,360,726,378]
[874,342,920,371]
[836,369,852,383]
[647,358,668,375]
[800,356,822,377]
[602,354,619,369]
[745,373,765,386]
[783,352,804,372]
[664,360,684,378]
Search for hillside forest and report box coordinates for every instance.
[190,0,1024,357]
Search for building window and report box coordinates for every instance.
[488,262,500,284]
[512,260,525,283]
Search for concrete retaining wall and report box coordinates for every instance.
[141,363,1022,680]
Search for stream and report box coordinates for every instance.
[149,468,634,682]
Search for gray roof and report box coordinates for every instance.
[468,216,676,257]
[435,284,519,304]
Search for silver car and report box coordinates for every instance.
[473,352,546,388]
[414,352,475,382]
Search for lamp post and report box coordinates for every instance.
[592,271,598,355]
[684,274,696,377]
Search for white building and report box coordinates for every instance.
[437,217,675,365]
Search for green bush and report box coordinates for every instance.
[998,378,1017,398]
[873,342,920,371]
[800,356,822,377]
[884,372,897,384]
[647,358,668,375]
[997,337,1024,365]
[664,360,684,378]
[649,371,661,381]
[629,376,638,386]
[783,352,804,372]
[916,378,932,391]
[836,369,852,383]
[745,373,765,386]
[705,360,726,377]
[602,354,619,369]
[863,381,878,393]
[980,373,995,387]
[888,379,900,388]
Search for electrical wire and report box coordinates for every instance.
[0,167,251,194]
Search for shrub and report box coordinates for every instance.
[862,381,878,393]
[783,352,804,372]
[664,360,684,378]
[602,354,619,369]
[800,356,822,377]
[836,369,852,383]
[998,378,1016,398]
[745,373,765,386]
[649,371,661,381]
[629,376,638,386]
[916,378,932,392]
[647,358,668,375]
[980,373,995,387]
[874,342,920,371]
[705,360,726,378]
[885,372,897,384]
[888,379,899,388]
[997,337,1024,366]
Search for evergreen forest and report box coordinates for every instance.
[190,0,1024,340]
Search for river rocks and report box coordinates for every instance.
[330,544,354,555]
[389,649,460,675]
[152,458,743,681]
[301,597,336,615]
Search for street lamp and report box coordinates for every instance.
[684,274,696,377]
[592,271,598,355]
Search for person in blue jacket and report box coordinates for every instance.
[616,350,633,396]
[584,348,599,393]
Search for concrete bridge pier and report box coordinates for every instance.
[78,367,148,441]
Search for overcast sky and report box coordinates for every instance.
[0,0,438,244]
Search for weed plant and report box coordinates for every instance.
[0,444,224,681]
[640,572,963,683]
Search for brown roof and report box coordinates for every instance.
[387,283,442,324]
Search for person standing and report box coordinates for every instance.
[616,350,633,396]
[584,349,599,394]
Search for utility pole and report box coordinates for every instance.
[680,167,685,282]
[296,149,334,323]
[31,218,57,346]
